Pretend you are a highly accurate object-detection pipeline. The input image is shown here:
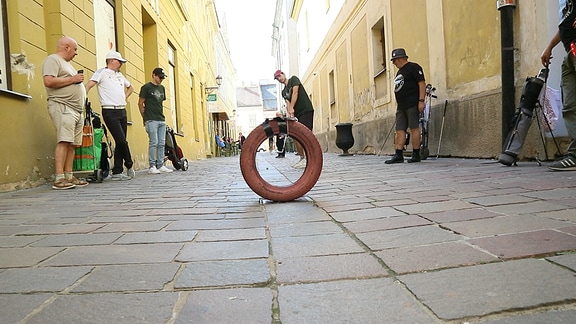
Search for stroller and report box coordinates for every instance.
[73,100,112,182]
[165,126,188,171]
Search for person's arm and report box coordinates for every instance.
[85,80,97,93]
[43,74,83,89]
[418,80,426,112]
[287,85,299,117]
[541,30,561,67]
[125,84,134,99]
[138,96,146,125]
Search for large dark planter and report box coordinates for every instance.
[335,123,354,156]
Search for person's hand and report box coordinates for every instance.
[541,48,552,67]
[418,101,425,112]
[287,109,295,118]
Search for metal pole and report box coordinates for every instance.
[498,1,516,147]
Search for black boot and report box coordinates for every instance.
[408,149,421,163]
[385,150,404,164]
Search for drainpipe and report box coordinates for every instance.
[498,0,516,147]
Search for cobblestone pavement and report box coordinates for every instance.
[0,152,575,323]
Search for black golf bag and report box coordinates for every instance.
[498,68,547,166]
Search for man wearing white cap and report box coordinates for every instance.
[86,50,135,180]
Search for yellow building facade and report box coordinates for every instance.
[0,0,235,191]
[293,0,561,159]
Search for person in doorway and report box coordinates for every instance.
[385,48,426,164]
[274,70,314,168]
[138,67,173,174]
[85,50,135,180]
[541,0,576,171]
[42,36,89,190]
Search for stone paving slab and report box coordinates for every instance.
[546,253,576,271]
[0,294,53,324]
[0,235,44,248]
[420,207,502,223]
[164,218,265,231]
[395,199,477,214]
[0,247,63,268]
[268,220,343,237]
[483,309,576,324]
[329,206,405,222]
[468,229,576,259]
[278,278,435,323]
[26,292,179,324]
[114,230,197,244]
[399,259,576,320]
[535,209,576,222]
[486,200,570,215]
[40,243,183,266]
[175,288,273,324]
[195,227,266,241]
[176,239,269,261]
[444,214,571,238]
[276,253,388,283]
[30,233,122,247]
[355,225,462,250]
[343,214,432,233]
[176,259,270,288]
[271,233,365,259]
[0,266,92,293]
[71,263,180,292]
[375,241,499,274]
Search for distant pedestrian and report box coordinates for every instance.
[42,36,89,190]
[385,48,426,164]
[85,50,135,180]
[238,132,246,149]
[139,67,173,174]
[274,70,314,168]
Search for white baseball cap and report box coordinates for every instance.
[105,51,127,63]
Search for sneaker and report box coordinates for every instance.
[276,154,285,158]
[548,154,576,171]
[111,173,132,181]
[148,166,161,174]
[127,167,135,178]
[385,155,404,164]
[407,156,421,163]
[52,179,75,190]
[158,166,173,173]
[69,176,89,187]
[292,158,307,169]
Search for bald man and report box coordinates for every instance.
[42,36,88,189]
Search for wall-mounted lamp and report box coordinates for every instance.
[205,75,223,94]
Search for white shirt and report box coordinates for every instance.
[90,68,131,106]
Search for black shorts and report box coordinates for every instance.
[395,106,420,131]
[297,110,314,131]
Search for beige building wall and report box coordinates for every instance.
[293,0,557,159]
[0,0,235,192]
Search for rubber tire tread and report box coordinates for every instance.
[240,118,323,202]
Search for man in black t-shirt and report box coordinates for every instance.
[385,48,426,164]
[541,0,576,171]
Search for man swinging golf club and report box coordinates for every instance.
[385,48,427,164]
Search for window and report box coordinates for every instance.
[329,70,335,105]
[0,0,8,90]
[93,0,116,67]
[371,17,386,77]
[168,43,178,132]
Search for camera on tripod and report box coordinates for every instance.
[498,68,548,166]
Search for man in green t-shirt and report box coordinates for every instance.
[138,67,173,174]
[274,70,315,169]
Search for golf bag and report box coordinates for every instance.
[498,68,547,166]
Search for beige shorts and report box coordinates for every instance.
[47,100,82,145]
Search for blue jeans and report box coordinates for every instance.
[145,120,166,168]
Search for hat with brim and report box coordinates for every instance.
[153,67,167,79]
[390,48,408,61]
[274,70,283,79]
[106,51,127,63]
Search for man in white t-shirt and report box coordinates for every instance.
[86,51,135,180]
